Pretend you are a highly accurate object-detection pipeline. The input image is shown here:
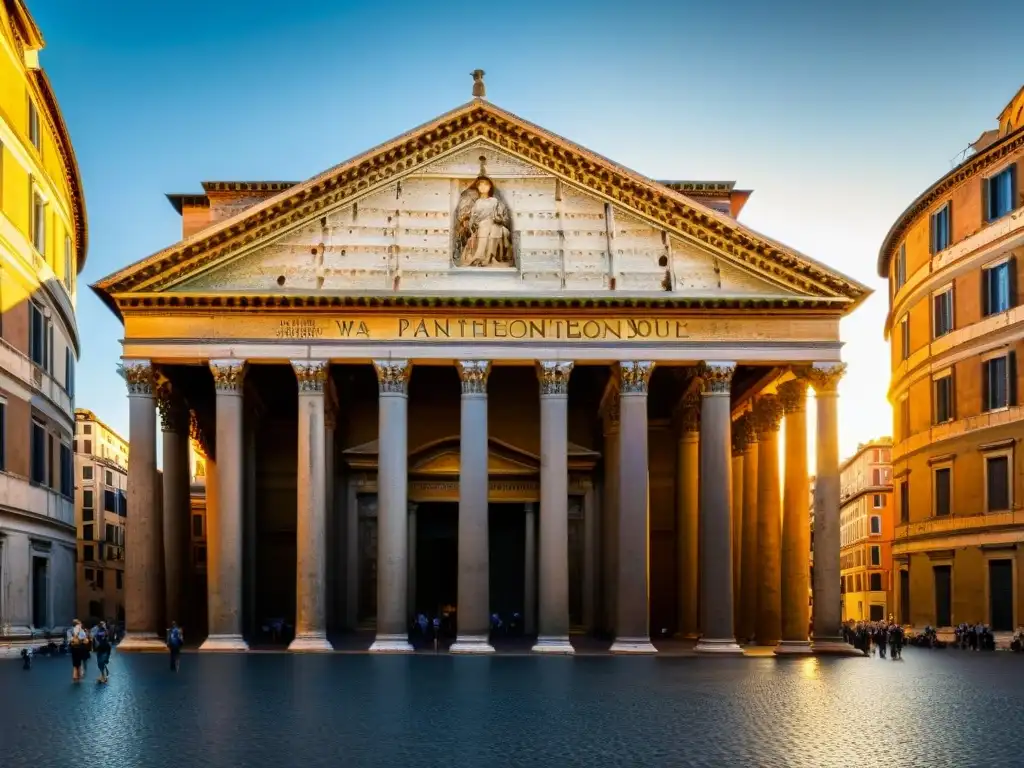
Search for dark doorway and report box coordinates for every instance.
[416,503,458,618]
[933,565,952,627]
[489,503,526,626]
[31,556,47,628]
[899,570,910,625]
[989,559,1014,631]
[869,604,884,622]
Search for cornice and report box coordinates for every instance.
[877,124,1024,278]
[92,101,868,314]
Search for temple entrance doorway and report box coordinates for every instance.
[415,503,458,621]
[489,503,527,634]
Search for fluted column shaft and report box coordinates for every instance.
[451,361,494,653]
[289,361,333,651]
[696,362,742,653]
[371,360,414,652]
[737,416,759,644]
[731,448,744,637]
[159,391,190,630]
[754,394,784,647]
[533,361,574,653]
[809,363,851,652]
[778,378,812,654]
[676,395,700,639]
[610,361,657,654]
[201,360,248,651]
[119,362,165,650]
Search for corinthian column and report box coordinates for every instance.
[695,362,742,654]
[533,361,574,654]
[735,414,758,644]
[807,362,856,654]
[753,394,784,647]
[675,392,700,639]
[370,359,414,653]
[119,361,165,650]
[158,384,190,632]
[731,422,745,638]
[451,360,494,654]
[610,361,657,654]
[200,360,248,651]
[289,361,333,651]
[777,377,812,655]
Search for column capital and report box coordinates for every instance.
[701,361,736,395]
[373,359,412,394]
[618,361,655,394]
[156,383,189,434]
[120,360,154,397]
[457,360,491,395]
[806,362,846,395]
[777,378,809,414]
[752,394,784,435]
[732,412,757,452]
[209,359,246,393]
[537,361,574,396]
[291,360,329,393]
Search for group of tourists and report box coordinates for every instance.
[842,618,905,658]
[67,619,113,683]
[953,623,997,651]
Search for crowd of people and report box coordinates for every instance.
[842,619,905,658]
[953,623,997,651]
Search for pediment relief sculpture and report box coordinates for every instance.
[452,160,515,268]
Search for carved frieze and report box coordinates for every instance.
[120,360,154,396]
[210,359,246,393]
[291,360,329,393]
[537,361,573,396]
[457,360,491,395]
[618,361,655,394]
[373,359,412,394]
[806,362,847,395]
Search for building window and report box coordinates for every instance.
[84,566,93,580]
[116,571,123,589]
[870,515,882,534]
[0,400,5,472]
[930,203,951,253]
[105,523,115,543]
[104,469,113,486]
[932,288,953,338]
[933,372,954,424]
[95,570,104,589]
[899,316,910,361]
[64,348,74,396]
[192,514,204,538]
[28,98,41,150]
[30,420,46,484]
[60,443,72,497]
[83,489,93,508]
[899,396,910,441]
[869,573,883,591]
[195,545,207,565]
[873,493,884,508]
[83,524,93,541]
[934,467,952,517]
[104,489,116,512]
[986,165,1017,222]
[870,545,881,566]
[82,508,93,522]
[982,353,1017,411]
[894,243,907,293]
[83,439,92,455]
[31,190,46,254]
[29,302,48,369]
[985,453,1011,513]
[982,259,1015,316]
[83,424,91,435]
[82,465,92,481]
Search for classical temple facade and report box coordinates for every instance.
[94,79,868,654]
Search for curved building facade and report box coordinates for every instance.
[881,87,1024,631]
[0,0,87,648]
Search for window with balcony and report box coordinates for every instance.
[933,372,954,424]
[986,164,1017,222]
[900,316,910,361]
[934,467,952,517]
[894,243,907,293]
[30,420,45,484]
[899,479,909,524]
[870,545,881,566]
[31,190,46,254]
[28,98,41,150]
[982,353,1017,411]
[870,573,883,591]
[930,203,951,253]
[982,259,1015,316]
[985,453,1011,513]
[932,287,954,338]
[870,515,881,534]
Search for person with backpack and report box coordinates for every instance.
[93,621,112,683]
[68,619,89,682]
[166,622,184,672]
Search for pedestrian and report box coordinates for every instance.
[166,622,184,672]
[93,621,112,684]
[68,619,89,682]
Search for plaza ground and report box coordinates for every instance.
[4,650,1024,766]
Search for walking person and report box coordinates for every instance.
[166,622,184,672]
[68,619,89,682]
[93,622,112,684]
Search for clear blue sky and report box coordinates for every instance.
[30,0,1024,458]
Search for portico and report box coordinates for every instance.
[94,81,868,655]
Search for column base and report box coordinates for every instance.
[198,634,249,652]
[609,637,658,654]
[368,634,414,653]
[288,633,334,652]
[695,638,744,655]
[449,635,495,654]
[774,640,813,656]
[117,632,167,652]
[812,637,864,656]
[531,636,575,654]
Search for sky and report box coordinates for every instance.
[28,0,1024,461]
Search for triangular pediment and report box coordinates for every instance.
[93,100,869,312]
[342,436,542,476]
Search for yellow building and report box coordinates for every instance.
[0,0,87,649]
[882,86,1024,631]
[838,438,893,623]
[73,410,127,624]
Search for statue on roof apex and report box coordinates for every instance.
[471,69,486,99]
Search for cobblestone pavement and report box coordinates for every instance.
[2,649,1022,767]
